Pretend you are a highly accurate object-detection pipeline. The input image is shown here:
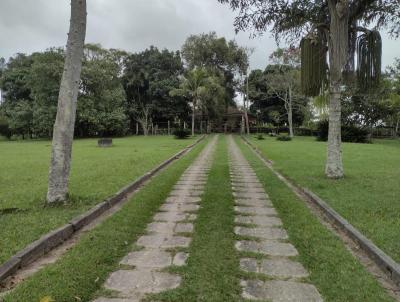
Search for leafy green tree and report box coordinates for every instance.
[265,47,306,137]
[28,49,64,137]
[123,46,185,133]
[219,0,399,178]
[6,100,33,139]
[78,45,128,137]
[182,32,249,109]
[0,54,33,103]
[170,68,211,136]
[247,66,307,132]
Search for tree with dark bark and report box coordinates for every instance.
[47,0,87,203]
[219,0,399,178]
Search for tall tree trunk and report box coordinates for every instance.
[325,0,348,179]
[245,76,250,135]
[191,99,195,136]
[141,120,148,136]
[288,87,294,138]
[47,0,87,203]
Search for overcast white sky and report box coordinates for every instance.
[0,0,399,70]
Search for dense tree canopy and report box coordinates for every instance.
[182,32,249,108]
[123,46,187,133]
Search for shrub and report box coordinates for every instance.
[277,135,292,141]
[316,120,370,143]
[0,116,11,139]
[173,128,190,139]
[256,134,265,140]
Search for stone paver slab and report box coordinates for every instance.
[160,204,199,213]
[137,234,170,248]
[240,258,258,273]
[236,240,298,257]
[235,198,273,207]
[120,249,172,269]
[153,212,187,222]
[235,206,277,216]
[162,236,191,248]
[260,258,309,278]
[235,226,288,240]
[169,190,203,197]
[165,196,201,204]
[175,223,194,233]
[241,279,323,302]
[173,252,188,266]
[233,192,268,200]
[235,215,283,227]
[147,222,175,234]
[239,258,309,279]
[105,270,181,295]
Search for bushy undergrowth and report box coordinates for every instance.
[277,135,292,141]
[173,128,191,139]
[317,120,370,143]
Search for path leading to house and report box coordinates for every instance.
[92,135,324,302]
[228,136,323,302]
[92,136,217,302]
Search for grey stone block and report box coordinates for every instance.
[235,215,283,227]
[120,249,172,269]
[235,206,277,216]
[105,270,181,295]
[241,279,322,301]
[235,226,288,240]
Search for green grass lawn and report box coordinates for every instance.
[249,135,400,263]
[237,136,393,302]
[0,135,197,264]
[1,137,208,302]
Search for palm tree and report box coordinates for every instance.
[170,68,210,136]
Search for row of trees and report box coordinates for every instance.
[245,47,400,139]
[0,32,249,139]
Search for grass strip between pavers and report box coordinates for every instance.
[235,136,394,302]
[1,137,209,302]
[151,135,242,302]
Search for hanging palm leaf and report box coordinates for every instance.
[300,35,327,97]
[356,30,382,90]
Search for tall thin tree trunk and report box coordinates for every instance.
[191,99,195,136]
[47,0,87,203]
[288,87,294,138]
[245,76,250,135]
[325,0,348,178]
[142,122,148,136]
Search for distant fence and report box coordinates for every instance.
[133,122,399,139]
[247,126,398,139]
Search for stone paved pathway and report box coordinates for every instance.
[228,136,323,302]
[93,136,217,302]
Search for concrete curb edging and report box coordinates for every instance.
[241,135,400,287]
[0,135,206,283]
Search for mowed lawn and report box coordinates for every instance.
[0,135,197,264]
[250,135,400,263]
